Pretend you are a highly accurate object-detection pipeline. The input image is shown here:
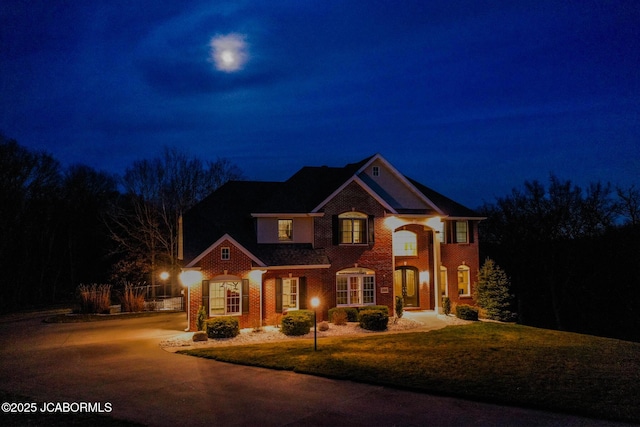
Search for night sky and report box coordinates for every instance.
[1,0,638,208]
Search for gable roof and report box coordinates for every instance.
[183,154,481,265]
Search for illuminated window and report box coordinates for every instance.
[221,247,230,260]
[339,212,368,244]
[457,265,470,296]
[282,278,298,310]
[440,266,448,297]
[393,230,417,256]
[336,268,375,305]
[456,221,468,243]
[210,280,241,315]
[278,219,293,241]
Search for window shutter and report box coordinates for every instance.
[469,221,475,243]
[202,280,210,316]
[368,215,375,244]
[242,279,249,314]
[298,277,307,309]
[275,278,283,313]
[332,215,340,245]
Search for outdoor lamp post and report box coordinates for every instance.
[310,297,320,351]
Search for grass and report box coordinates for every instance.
[180,322,640,423]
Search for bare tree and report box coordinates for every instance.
[615,184,640,226]
[108,147,244,296]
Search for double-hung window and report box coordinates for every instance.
[282,278,298,310]
[339,212,368,244]
[210,280,242,315]
[455,221,468,243]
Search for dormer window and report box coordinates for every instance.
[278,219,293,241]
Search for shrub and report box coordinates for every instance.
[292,309,315,323]
[196,306,207,331]
[192,331,208,342]
[331,310,348,325]
[318,321,329,331]
[442,296,451,316]
[281,312,311,336]
[474,258,516,321]
[328,307,358,323]
[359,309,389,331]
[395,296,404,318]
[358,305,389,317]
[77,284,112,314]
[206,317,240,339]
[456,304,479,321]
[120,283,145,312]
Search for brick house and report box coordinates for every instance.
[181,154,482,331]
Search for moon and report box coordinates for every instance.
[209,34,248,72]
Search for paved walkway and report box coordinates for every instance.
[0,311,633,427]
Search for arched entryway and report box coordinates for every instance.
[394,266,419,308]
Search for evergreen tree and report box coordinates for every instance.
[475,258,515,322]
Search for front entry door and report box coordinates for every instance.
[394,267,419,307]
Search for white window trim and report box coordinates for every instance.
[336,268,376,306]
[210,280,242,316]
[457,265,471,297]
[282,277,299,311]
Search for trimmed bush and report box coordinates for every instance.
[359,309,389,331]
[442,296,451,316]
[456,304,479,321]
[328,307,358,322]
[281,312,311,336]
[358,305,389,317]
[206,317,240,339]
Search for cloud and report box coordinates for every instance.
[209,33,248,72]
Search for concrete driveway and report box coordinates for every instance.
[0,312,631,426]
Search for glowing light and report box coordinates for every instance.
[311,297,320,308]
[179,269,203,287]
[419,271,430,284]
[248,269,266,282]
[159,271,169,281]
[209,33,248,72]
[384,216,406,230]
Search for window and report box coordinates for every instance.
[393,230,417,256]
[221,247,230,260]
[210,279,242,315]
[440,266,448,297]
[336,268,375,305]
[456,221,468,243]
[282,278,298,310]
[457,265,470,296]
[372,166,380,177]
[278,219,293,241]
[339,212,368,244]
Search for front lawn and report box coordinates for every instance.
[180,322,640,423]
